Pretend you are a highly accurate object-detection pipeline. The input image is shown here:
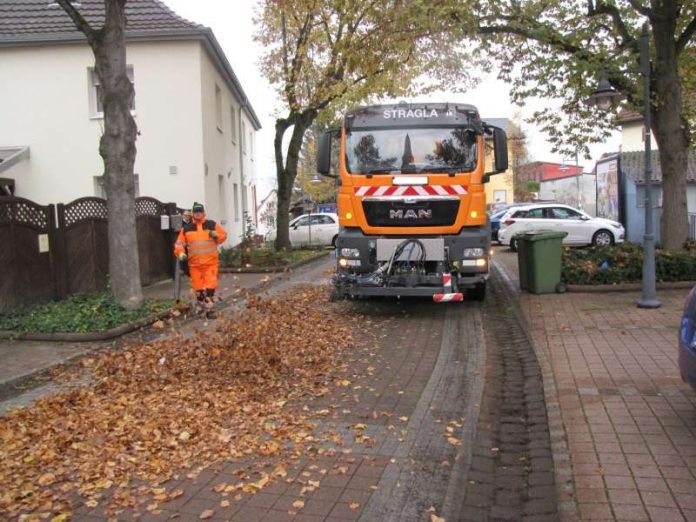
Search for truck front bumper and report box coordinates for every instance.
[333,227,490,297]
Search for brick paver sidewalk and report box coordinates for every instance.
[494,248,696,522]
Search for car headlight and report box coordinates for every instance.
[463,248,485,258]
[610,222,623,229]
[341,248,360,258]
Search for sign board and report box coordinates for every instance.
[317,203,337,214]
[160,215,170,230]
[38,234,49,253]
[596,156,622,223]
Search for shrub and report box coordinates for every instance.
[562,242,696,285]
[0,292,173,333]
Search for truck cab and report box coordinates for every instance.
[317,102,508,301]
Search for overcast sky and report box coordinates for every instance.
[162,0,620,199]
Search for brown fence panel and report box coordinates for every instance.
[58,197,109,295]
[0,197,55,310]
[135,197,172,287]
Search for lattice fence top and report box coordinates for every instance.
[136,197,167,217]
[62,197,108,227]
[0,198,49,230]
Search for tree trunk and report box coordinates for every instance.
[651,16,690,249]
[274,112,315,250]
[95,1,143,309]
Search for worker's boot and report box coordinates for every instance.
[204,289,216,319]
[196,290,207,316]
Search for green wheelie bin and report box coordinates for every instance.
[516,231,568,294]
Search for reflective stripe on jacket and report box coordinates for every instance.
[173,215,227,267]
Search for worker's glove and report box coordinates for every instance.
[209,230,218,239]
[178,253,187,262]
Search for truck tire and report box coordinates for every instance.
[469,282,486,301]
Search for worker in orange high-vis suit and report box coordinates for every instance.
[174,202,227,319]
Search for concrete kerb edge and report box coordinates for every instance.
[219,250,331,273]
[491,260,579,521]
[567,280,696,293]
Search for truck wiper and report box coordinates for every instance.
[419,166,460,176]
[362,167,400,177]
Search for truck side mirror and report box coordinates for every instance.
[484,125,508,179]
[316,128,339,178]
[493,127,508,173]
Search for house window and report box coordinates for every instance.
[218,175,226,217]
[94,174,138,198]
[242,184,248,216]
[230,107,237,143]
[242,121,247,153]
[90,66,134,117]
[233,183,240,221]
[215,84,222,132]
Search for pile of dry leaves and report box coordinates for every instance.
[0,286,356,521]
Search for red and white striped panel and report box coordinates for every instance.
[353,185,467,197]
[433,292,464,302]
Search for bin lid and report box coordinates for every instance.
[517,230,568,242]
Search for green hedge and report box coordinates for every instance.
[562,241,696,285]
[0,292,174,333]
[219,244,325,269]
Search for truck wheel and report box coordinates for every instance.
[470,282,486,301]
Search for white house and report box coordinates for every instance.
[0,0,261,245]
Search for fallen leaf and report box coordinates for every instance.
[350,503,360,509]
[292,500,305,509]
[431,515,445,522]
[199,509,215,519]
[447,437,462,446]
[152,320,165,329]
[220,500,230,508]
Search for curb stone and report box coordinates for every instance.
[492,259,579,522]
[567,280,695,293]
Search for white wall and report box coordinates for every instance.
[199,47,257,246]
[0,40,205,206]
[539,174,597,216]
[621,121,644,152]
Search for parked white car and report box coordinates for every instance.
[498,204,625,250]
[266,213,339,247]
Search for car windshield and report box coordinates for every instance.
[345,127,478,174]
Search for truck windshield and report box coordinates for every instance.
[345,127,478,174]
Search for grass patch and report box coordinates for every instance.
[219,243,327,269]
[0,292,175,333]
[562,241,696,285]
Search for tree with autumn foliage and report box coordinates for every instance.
[56,0,143,308]
[255,1,477,250]
[451,0,696,249]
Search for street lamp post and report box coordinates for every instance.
[585,22,660,309]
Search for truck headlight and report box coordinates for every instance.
[341,248,361,258]
[463,248,485,258]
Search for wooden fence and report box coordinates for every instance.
[0,196,183,311]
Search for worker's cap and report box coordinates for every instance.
[192,202,205,213]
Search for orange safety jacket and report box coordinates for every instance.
[174,215,227,267]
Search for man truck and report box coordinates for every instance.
[316,102,508,302]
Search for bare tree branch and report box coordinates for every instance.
[676,15,696,54]
[55,0,97,45]
[626,0,653,18]
[589,1,639,52]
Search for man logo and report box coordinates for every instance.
[389,209,433,219]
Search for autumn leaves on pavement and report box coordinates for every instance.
[0,286,361,521]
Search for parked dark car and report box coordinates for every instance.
[679,286,696,389]
[489,208,508,242]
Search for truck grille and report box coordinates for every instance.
[362,199,460,227]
